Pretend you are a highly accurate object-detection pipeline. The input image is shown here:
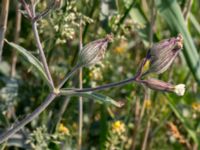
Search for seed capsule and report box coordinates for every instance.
[77,34,113,67]
[141,78,185,96]
[143,34,183,75]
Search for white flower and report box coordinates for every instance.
[174,84,185,96]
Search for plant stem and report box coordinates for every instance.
[11,2,21,77]
[78,68,83,150]
[141,119,151,150]
[58,65,80,88]
[78,18,83,150]
[0,0,9,62]
[31,4,54,89]
[55,97,71,129]
[63,76,138,93]
[131,91,147,150]
[0,93,56,144]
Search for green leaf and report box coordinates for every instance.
[155,0,200,84]
[82,92,124,107]
[166,94,198,144]
[60,90,124,107]
[5,40,51,87]
[189,13,200,35]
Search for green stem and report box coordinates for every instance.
[62,76,138,93]
[31,4,55,89]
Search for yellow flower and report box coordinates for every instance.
[114,41,128,54]
[142,59,151,74]
[144,99,151,109]
[192,102,200,112]
[58,123,70,135]
[112,121,125,134]
[115,47,125,53]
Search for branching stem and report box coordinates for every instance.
[31,4,55,89]
[0,93,56,144]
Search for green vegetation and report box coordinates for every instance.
[0,0,200,149]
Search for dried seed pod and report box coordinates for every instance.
[143,34,183,75]
[141,78,185,96]
[77,34,113,67]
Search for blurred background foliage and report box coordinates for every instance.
[0,0,200,149]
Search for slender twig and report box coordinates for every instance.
[11,2,22,77]
[57,65,80,88]
[60,55,148,94]
[55,97,71,129]
[131,90,148,150]
[130,97,140,150]
[60,58,148,93]
[19,0,33,19]
[0,93,57,144]
[62,76,138,93]
[78,18,83,150]
[0,0,10,62]
[30,3,55,89]
[141,119,151,150]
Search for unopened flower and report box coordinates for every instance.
[141,78,185,96]
[174,84,185,96]
[77,34,113,67]
[143,34,183,75]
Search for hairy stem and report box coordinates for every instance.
[63,76,138,93]
[0,93,56,144]
[31,4,54,89]
[58,65,80,88]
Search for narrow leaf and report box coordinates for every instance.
[5,40,51,87]
[60,90,124,107]
[189,13,200,35]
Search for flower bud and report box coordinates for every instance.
[77,34,113,67]
[141,78,185,96]
[144,34,183,75]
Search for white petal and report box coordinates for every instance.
[174,84,185,96]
